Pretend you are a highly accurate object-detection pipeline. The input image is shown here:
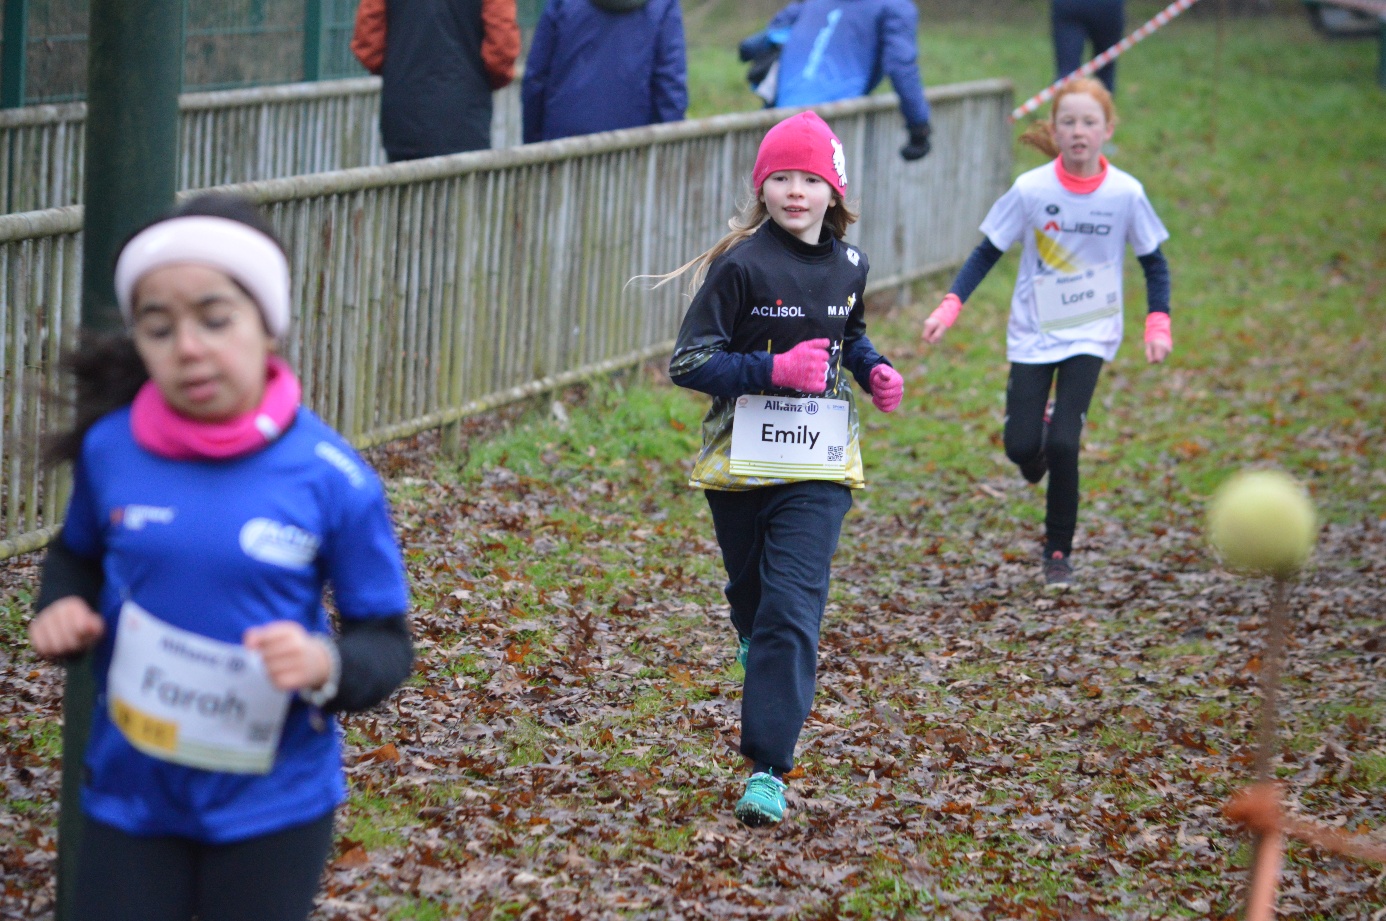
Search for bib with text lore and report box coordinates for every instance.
[1033,260,1121,334]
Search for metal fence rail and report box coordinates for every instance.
[0,80,1013,559]
[0,77,524,214]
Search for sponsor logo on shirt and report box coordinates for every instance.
[845,247,859,266]
[750,299,806,319]
[315,441,366,488]
[239,518,321,569]
[1043,220,1112,235]
[112,505,176,530]
[1045,204,1060,215]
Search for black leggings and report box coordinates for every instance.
[72,811,335,921]
[1005,355,1103,557]
[1051,0,1125,93]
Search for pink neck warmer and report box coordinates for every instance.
[1055,155,1109,194]
[131,356,301,460]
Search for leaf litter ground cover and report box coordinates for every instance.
[2,10,1384,921]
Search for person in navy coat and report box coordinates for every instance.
[521,0,688,144]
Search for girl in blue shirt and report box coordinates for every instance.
[29,193,413,921]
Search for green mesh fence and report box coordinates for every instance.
[0,0,543,106]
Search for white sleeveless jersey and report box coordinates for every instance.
[981,161,1168,364]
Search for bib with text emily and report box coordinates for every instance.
[107,601,291,774]
[1033,260,1121,334]
[729,395,849,480]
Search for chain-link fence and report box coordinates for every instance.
[0,0,546,107]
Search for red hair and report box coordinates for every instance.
[1020,77,1118,158]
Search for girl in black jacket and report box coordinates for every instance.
[658,112,903,826]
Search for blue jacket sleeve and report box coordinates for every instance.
[947,238,1005,302]
[880,0,930,126]
[840,297,890,392]
[1137,246,1171,314]
[740,4,800,59]
[668,257,775,398]
[520,2,558,144]
[652,0,689,124]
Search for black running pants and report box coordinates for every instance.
[1004,355,1104,557]
[71,811,334,921]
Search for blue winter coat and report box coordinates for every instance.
[743,0,930,128]
[521,0,688,144]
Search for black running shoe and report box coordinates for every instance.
[1043,550,1073,590]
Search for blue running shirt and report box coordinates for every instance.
[61,407,409,843]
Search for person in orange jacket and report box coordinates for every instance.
[352,0,520,159]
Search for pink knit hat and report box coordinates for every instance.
[752,111,848,196]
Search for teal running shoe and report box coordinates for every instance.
[735,635,750,670]
[734,772,787,827]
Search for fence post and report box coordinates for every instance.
[59,2,184,917]
[303,0,323,81]
[1,0,26,108]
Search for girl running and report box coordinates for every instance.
[28,193,413,921]
[920,77,1172,588]
[661,111,904,826]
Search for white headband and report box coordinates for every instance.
[115,215,291,338]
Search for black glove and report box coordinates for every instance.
[900,122,932,162]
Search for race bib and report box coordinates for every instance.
[107,601,290,774]
[729,395,850,479]
[1034,261,1121,333]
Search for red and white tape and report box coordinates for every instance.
[1010,0,1206,122]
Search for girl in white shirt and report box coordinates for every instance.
[920,77,1173,588]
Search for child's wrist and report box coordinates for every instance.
[930,293,963,329]
[1144,311,1172,344]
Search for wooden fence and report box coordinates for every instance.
[0,80,1014,559]
[0,77,524,214]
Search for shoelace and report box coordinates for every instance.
[745,774,785,800]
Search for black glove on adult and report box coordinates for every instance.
[900,122,932,162]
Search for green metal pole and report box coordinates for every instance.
[1,0,27,108]
[303,0,322,81]
[60,3,183,918]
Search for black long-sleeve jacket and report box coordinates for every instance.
[669,219,891,490]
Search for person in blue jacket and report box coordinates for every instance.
[28,193,413,921]
[522,0,688,144]
[739,0,933,162]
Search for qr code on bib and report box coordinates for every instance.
[249,723,276,743]
[827,446,844,464]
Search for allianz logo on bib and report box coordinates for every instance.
[113,505,176,530]
[239,518,320,569]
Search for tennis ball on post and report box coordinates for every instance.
[1207,470,1316,579]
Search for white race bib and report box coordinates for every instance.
[1034,261,1121,334]
[107,601,291,774]
[729,395,850,480]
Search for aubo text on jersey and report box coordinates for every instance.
[1043,220,1112,235]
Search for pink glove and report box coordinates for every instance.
[921,293,962,344]
[771,338,831,394]
[868,364,903,413]
[1145,311,1172,346]
[1145,312,1172,363]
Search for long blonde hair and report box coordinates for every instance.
[647,189,859,294]
[1019,77,1118,158]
